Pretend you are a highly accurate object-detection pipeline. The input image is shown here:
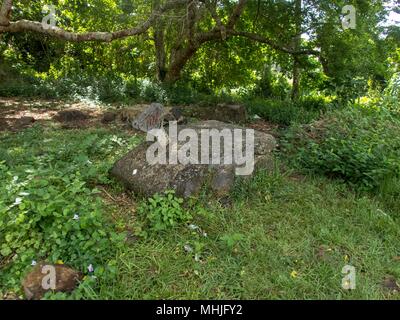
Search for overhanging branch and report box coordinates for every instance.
[229,30,320,56]
[0,0,189,41]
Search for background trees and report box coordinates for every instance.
[0,0,398,101]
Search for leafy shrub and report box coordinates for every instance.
[324,75,368,104]
[0,67,240,106]
[245,96,329,125]
[138,191,192,233]
[384,72,400,99]
[251,66,291,99]
[283,106,400,191]
[381,72,400,116]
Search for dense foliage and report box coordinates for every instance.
[0,0,398,101]
[0,126,140,292]
[283,104,400,191]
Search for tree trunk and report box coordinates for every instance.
[153,0,167,82]
[154,25,167,82]
[291,0,302,101]
[163,45,198,83]
[0,0,12,26]
[291,55,300,100]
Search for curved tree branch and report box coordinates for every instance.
[0,0,318,56]
[204,0,227,39]
[228,30,320,56]
[200,0,317,56]
[1,0,320,84]
[0,0,189,41]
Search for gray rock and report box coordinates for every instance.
[15,116,35,128]
[163,112,176,123]
[131,103,164,132]
[211,166,236,197]
[182,104,247,123]
[54,110,89,122]
[183,120,276,156]
[170,107,183,120]
[111,120,276,198]
[101,111,117,123]
[164,107,186,125]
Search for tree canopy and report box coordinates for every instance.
[0,0,399,98]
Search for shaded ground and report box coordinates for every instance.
[248,119,281,136]
[0,97,118,131]
[0,97,278,133]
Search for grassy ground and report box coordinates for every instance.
[95,170,400,300]
[1,118,399,300]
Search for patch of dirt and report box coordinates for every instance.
[0,118,10,131]
[382,276,400,293]
[248,119,280,135]
[101,111,117,124]
[0,98,284,137]
[301,117,345,143]
[0,97,130,132]
[53,109,91,122]
[289,173,306,182]
[315,245,333,261]
[97,184,140,244]
[53,109,95,129]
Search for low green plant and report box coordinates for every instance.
[0,70,237,106]
[0,126,139,293]
[138,191,192,233]
[381,72,400,117]
[220,233,245,250]
[283,105,400,191]
[244,96,329,125]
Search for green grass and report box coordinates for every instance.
[94,169,400,300]
[1,124,399,300]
